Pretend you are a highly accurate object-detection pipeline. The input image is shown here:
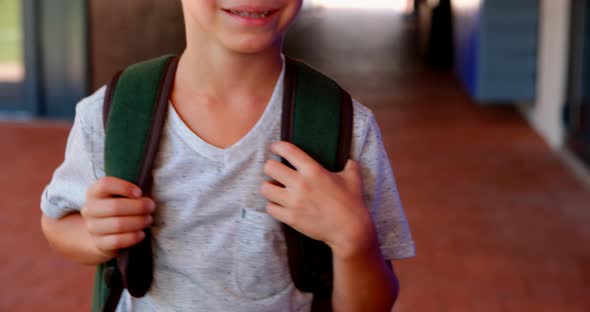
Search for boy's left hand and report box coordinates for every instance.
[260,141,378,259]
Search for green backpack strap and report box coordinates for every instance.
[283,57,353,312]
[92,54,178,312]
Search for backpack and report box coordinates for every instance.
[92,54,353,312]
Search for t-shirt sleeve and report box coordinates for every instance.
[40,88,106,219]
[352,101,415,260]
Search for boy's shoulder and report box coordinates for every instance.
[350,98,381,159]
[74,85,107,135]
[351,98,374,125]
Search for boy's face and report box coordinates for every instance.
[182,0,302,54]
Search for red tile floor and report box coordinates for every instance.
[3,7,590,312]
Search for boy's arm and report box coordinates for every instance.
[41,212,111,265]
[40,92,107,265]
[40,88,143,265]
[330,226,399,312]
[261,141,408,311]
[41,176,155,265]
[328,109,414,311]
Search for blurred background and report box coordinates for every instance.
[2,0,590,311]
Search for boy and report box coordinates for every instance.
[40,1,415,311]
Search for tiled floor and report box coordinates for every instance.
[3,7,590,312]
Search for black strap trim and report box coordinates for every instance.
[119,55,179,297]
[102,261,123,312]
[136,55,179,192]
[100,56,179,310]
[282,56,355,312]
[281,57,297,152]
[336,90,353,171]
[101,72,123,312]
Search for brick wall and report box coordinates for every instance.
[89,0,186,90]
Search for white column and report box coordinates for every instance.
[520,0,571,148]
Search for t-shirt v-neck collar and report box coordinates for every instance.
[168,59,285,164]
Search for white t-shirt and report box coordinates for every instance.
[40,61,415,312]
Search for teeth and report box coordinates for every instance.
[229,10,270,18]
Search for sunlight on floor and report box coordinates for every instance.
[311,0,413,12]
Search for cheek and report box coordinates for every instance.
[279,1,302,31]
[183,0,219,27]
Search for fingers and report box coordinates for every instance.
[95,231,147,253]
[87,215,153,235]
[265,202,291,225]
[270,141,321,174]
[83,197,156,218]
[260,180,290,207]
[263,159,298,187]
[87,176,142,199]
[83,178,153,255]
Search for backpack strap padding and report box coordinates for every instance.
[106,54,178,298]
[105,54,177,187]
[282,57,353,311]
[92,69,124,312]
[93,54,178,312]
[285,57,349,171]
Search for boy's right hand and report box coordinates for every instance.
[81,176,155,260]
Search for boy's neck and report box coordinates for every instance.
[175,42,284,101]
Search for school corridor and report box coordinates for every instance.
[2,3,590,312]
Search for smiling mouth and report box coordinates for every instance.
[222,8,278,19]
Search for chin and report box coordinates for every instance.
[221,33,282,55]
